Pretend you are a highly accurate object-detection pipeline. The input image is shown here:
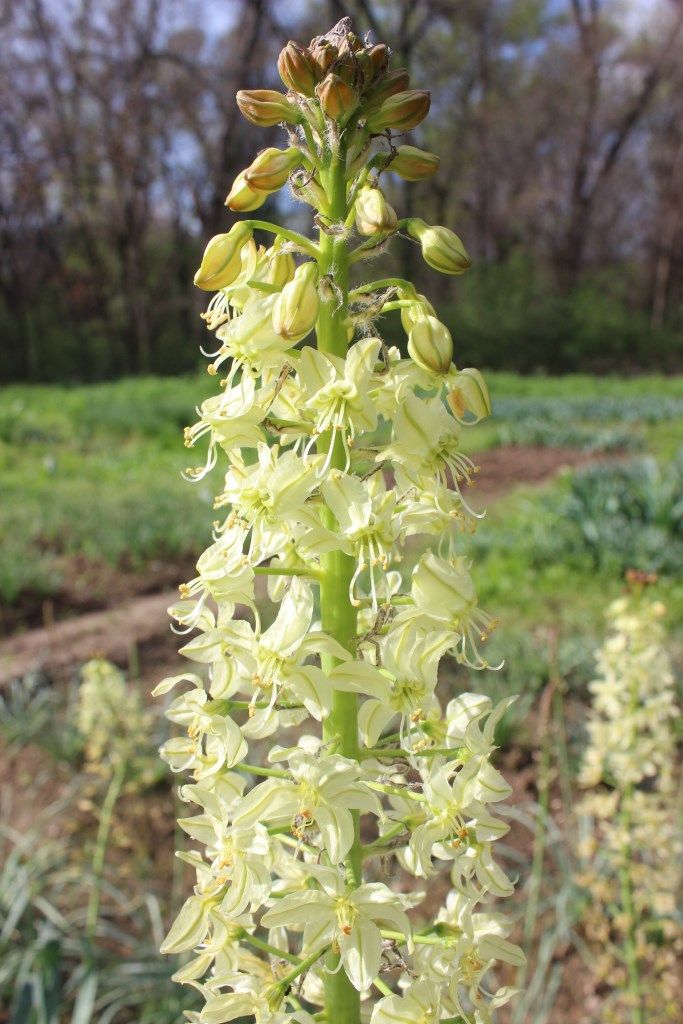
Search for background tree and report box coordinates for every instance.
[1,0,682,381]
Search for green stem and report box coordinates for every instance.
[349,278,416,297]
[85,757,127,941]
[240,931,300,965]
[373,977,393,997]
[237,762,289,779]
[245,219,320,258]
[279,944,329,989]
[225,699,303,711]
[317,144,362,1024]
[248,280,281,294]
[379,300,416,312]
[363,821,408,856]
[253,565,319,579]
[360,746,462,760]
[367,781,426,802]
[381,930,442,946]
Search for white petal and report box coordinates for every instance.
[340,917,382,992]
[359,699,394,748]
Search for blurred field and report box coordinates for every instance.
[1,371,682,1023]
[1,372,682,628]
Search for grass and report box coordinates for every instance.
[465,373,683,456]
[1,371,682,618]
[0,377,215,607]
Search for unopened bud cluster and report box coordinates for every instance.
[577,595,682,1022]
[156,19,520,1024]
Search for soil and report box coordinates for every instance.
[0,554,197,636]
[470,443,595,503]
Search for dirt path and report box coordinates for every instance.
[0,445,598,686]
[0,591,177,686]
[471,444,594,502]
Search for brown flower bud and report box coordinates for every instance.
[363,69,410,112]
[354,186,398,236]
[338,31,364,55]
[387,145,440,181]
[193,223,253,291]
[243,147,302,192]
[332,52,358,86]
[310,40,337,74]
[368,44,390,77]
[225,171,267,212]
[366,90,431,133]
[315,73,358,121]
[278,42,319,97]
[236,89,301,127]
[333,50,373,89]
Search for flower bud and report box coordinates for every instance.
[236,89,301,127]
[225,171,267,212]
[407,219,471,275]
[244,147,302,192]
[400,292,436,333]
[354,186,398,236]
[368,43,390,77]
[408,315,453,374]
[266,250,296,288]
[366,89,430,133]
[364,68,410,113]
[272,262,319,342]
[316,73,358,121]
[335,49,373,89]
[448,368,491,422]
[388,145,440,181]
[310,40,337,73]
[193,223,253,291]
[249,246,296,291]
[337,31,364,55]
[278,41,319,96]
[264,983,286,1012]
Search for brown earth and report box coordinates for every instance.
[0,445,599,688]
[470,443,595,502]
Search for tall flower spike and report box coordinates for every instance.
[156,18,520,1024]
[577,593,682,1023]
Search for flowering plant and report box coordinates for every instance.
[577,592,682,1023]
[155,19,521,1024]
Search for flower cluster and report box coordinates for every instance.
[78,658,154,781]
[155,19,520,1024]
[577,594,682,1023]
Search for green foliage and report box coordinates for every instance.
[462,454,683,646]
[484,393,683,452]
[0,377,214,607]
[560,455,683,574]
[0,820,198,1023]
[0,673,83,762]
[438,260,683,375]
